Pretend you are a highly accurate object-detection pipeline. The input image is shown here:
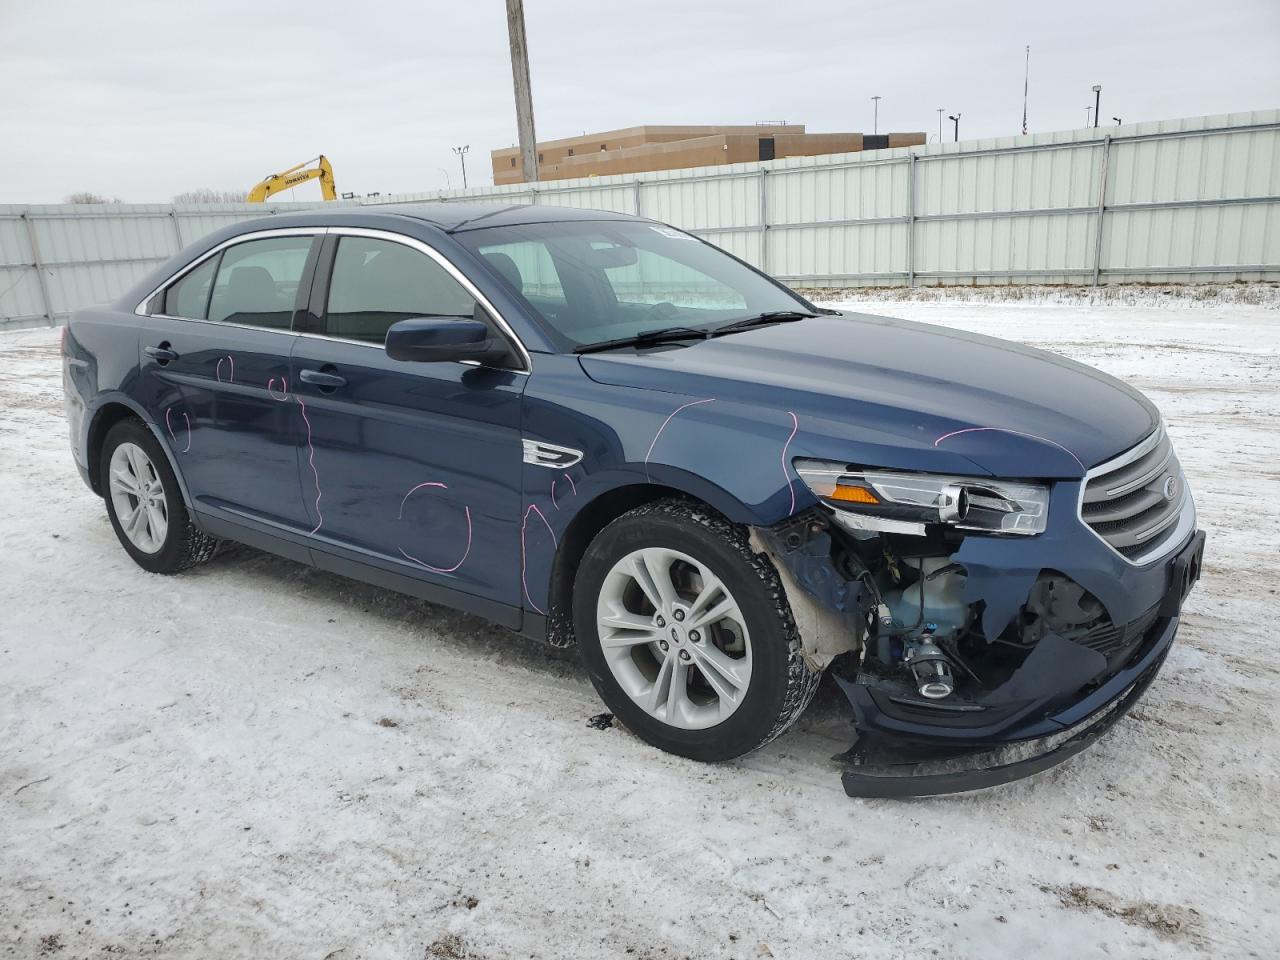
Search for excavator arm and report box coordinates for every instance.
[246,155,337,203]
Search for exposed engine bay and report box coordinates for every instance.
[754,505,1176,743]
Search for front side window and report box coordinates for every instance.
[206,236,314,329]
[456,220,808,349]
[324,236,476,344]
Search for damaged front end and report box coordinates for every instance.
[754,448,1205,798]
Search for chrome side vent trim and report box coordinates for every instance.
[522,439,583,469]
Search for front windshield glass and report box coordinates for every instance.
[455,220,811,349]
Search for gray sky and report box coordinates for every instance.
[2,0,1277,204]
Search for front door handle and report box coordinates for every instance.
[145,343,178,364]
[298,368,347,390]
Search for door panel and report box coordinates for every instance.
[137,317,307,529]
[290,337,526,603]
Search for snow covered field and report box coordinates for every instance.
[2,295,1277,959]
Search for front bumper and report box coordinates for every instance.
[837,528,1205,797]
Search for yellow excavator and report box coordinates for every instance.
[246,155,337,202]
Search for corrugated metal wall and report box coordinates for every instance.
[2,110,1277,331]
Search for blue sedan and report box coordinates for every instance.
[61,203,1204,796]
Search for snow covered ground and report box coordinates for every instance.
[2,295,1277,959]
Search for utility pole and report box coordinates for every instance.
[948,113,961,142]
[506,0,539,183]
[1092,84,1102,128]
[1021,45,1030,135]
[871,95,881,134]
[452,145,470,189]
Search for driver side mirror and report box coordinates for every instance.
[384,309,511,366]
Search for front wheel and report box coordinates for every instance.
[574,499,820,762]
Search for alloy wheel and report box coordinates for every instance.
[596,547,753,730]
[108,442,168,554]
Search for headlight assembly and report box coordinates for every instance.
[794,459,1050,536]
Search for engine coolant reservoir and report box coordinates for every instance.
[885,557,969,638]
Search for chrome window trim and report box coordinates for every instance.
[134,225,533,374]
[133,227,327,321]
[1077,422,1196,567]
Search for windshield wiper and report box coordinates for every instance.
[574,326,711,354]
[711,310,819,337]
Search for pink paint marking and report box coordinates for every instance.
[781,411,798,515]
[216,355,235,384]
[398,481,448,520]
[294,394,323,535]
[550,478,559,510]
[933,426,1085,472]
[181,412,192,453]
[398,506,473,574]
[397,481,472,573]
[520,503,557,615]
[644,398,716,482]
[563,472,577,496]
[267,376,321,532]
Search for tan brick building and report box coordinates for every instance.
[491,124,925,185]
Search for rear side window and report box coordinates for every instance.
[325,236,476,344]
[162,254,219,318]
[205,236,314,329]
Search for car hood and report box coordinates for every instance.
[577,312,1159,479]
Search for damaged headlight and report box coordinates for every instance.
[794,460,1050,536]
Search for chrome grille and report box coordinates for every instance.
[1081,425,1188,562]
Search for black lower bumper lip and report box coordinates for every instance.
[838,607,1182,798]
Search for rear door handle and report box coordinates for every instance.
[145,343,178,364]
[298,368,346,389]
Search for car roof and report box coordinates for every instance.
[265,201,643,234]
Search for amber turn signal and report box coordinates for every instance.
[830,484,880,505]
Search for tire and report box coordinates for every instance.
[574,498,820,762]
[99,418,218,574]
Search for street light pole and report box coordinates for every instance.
[937,108,944,142]
[871,95,881,135]
[1085,105,1093,127]
[1092,84,1102,129]
[948,113,961,142]
[452,145,470,190]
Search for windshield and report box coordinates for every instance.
[455,219,812,350]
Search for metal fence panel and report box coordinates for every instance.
[2,110,1277,330]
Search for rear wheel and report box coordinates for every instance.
[100,419,218,574]
[574,499,820,762]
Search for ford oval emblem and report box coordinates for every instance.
[1163,475,1178,501]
